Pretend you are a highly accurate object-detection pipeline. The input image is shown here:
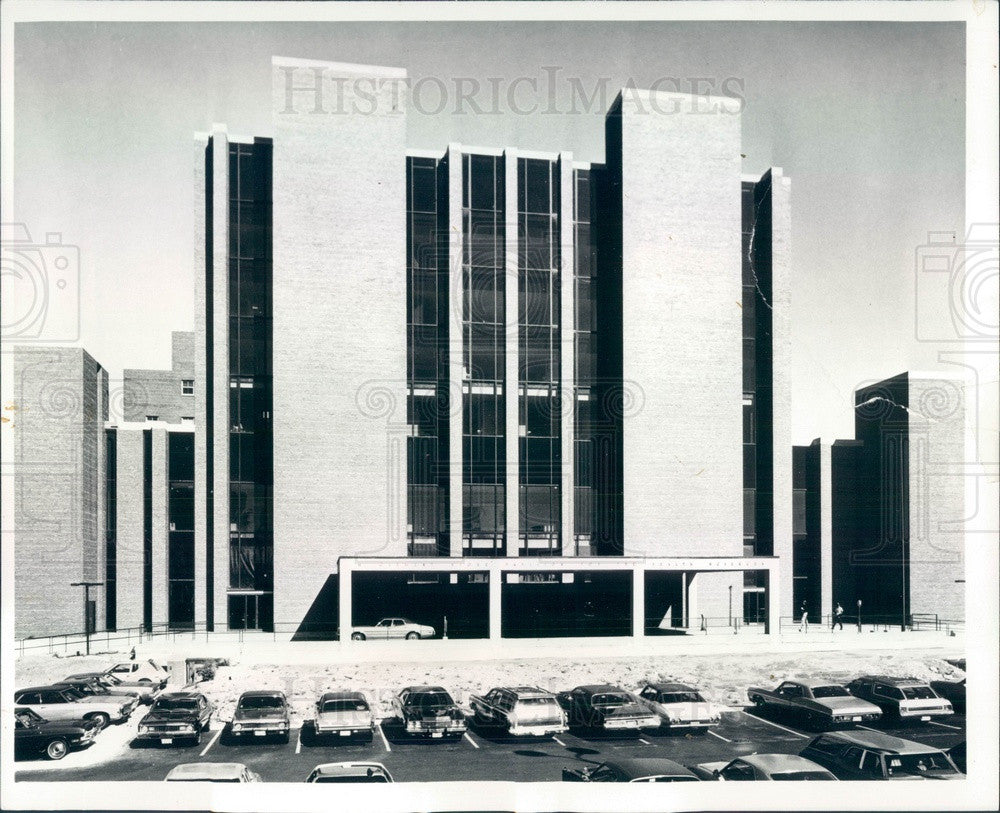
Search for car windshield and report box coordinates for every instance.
[660,692,704,703]
[592,693,631,708]
[900,686,936,700]
[101,675,123,686]
[812,686,851,698]
[771,771,837,781]
[313,773,389,783]
[239,696,284,710]
[518,697,557,706]
[886,753,957,776]
[407,692,452,708]
[154,698,199,711]
[62,688,86,700]
[15,711,39,727]
[322,700,369,713]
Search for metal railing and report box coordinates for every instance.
[778,613,964,634]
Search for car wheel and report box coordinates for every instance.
[277,731,290,744]
[406,631,420,640]
[137,678,153,687]
[86,712,111,729]
[46,739,69,760]
[351,632,366,641]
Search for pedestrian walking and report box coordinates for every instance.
[798,601,809,633]
[832,602,844,630]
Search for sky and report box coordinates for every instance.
[10,20,966,443]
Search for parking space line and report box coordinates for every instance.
[199,728,222,757]
[638,738,652,746]
[738,710,809,739]
[377,722,391,753]
[295,728,302,754]
[927,721,962,731]
[707,729,732,743]
[552,736,566,747]
[463,732,480,749]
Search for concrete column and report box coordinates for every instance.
[193,133,209,628]
[115,430,144,630]
[767,562,781,635]
[447,144,464,557]
[687,573,700,631]
[769,169,794,620]
[820,442,833,622]
[631,565,644,638]
[338,560,353,645]
[503,149,519,556]
[488,564,502,641]
[210,125,230,627]
[151,428,169,626]
[558,153,575,556]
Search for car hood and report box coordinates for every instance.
[815,697,881,713]
[234,707,287,721]
[72,696,127,707]
[28,719,97,736]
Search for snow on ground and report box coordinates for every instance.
[16,646,966,729]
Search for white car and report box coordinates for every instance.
[349,617,435,641]
[306,762,393,783]
[14,685,135,729]
[165,762,261,783]
[105,659,170,689]
[637,683,722,731]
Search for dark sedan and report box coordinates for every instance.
[14,708,98,761]
[136,692,214,746]
[929,678,965,713]
[563,758,700,782]
[557,685,659,732]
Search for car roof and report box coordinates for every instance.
[319,691,366,702]
[401,685,448,693]
[741,754,830,771]
[16,685,73,694]
[166,762,247,779]
[155,691,202,700]
[853,675,927,686]
[606,758,697,778]
[782,678,846,689]
[311,762,389,777]
[238,690,285,698]
[575,684,628,695]
[64,673,106,679]
[811,729,945,754]
[645,682,698,693]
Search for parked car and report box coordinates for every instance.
[306,762,394,783]
[800,729,962,780]
[229,690,291,743]
[105,659,170,689]
[65,672,154,704]
[691,754,838,781]
[136,692,214,746]
[563,758,700,783]
[929,677,966,713]
[556,685,659,733]
[165,762,261,782]
[746,679,882,729]
[845,676,953,721]
[349,618,435,641]
[949,740,966,774]
[14,707,99,761]
[636,683,722,731]
[469,686,568,737]
[313,692,375,741]
[393,686,466,739]
[54,678,143,709]
[14,685,135,729]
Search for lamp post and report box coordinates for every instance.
[856,599,862,633]
[71,581,103,655]
[728,584,733,627]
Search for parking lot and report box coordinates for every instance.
[16,706,966,783]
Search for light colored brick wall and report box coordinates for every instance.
[193,133,209,627]
[115,428,145,630]
[907,375,966,621]
[271,58,408,625]
[14,347,105,638]
[123,332,196,425]
[616,88,743,560]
